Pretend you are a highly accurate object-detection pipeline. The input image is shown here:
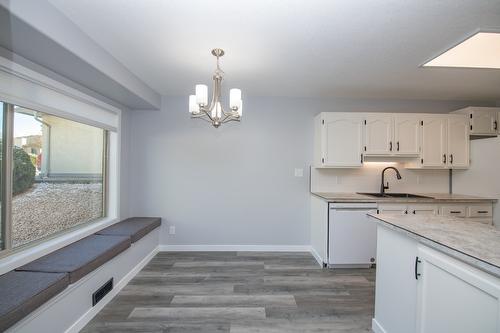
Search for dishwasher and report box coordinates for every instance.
[328,202,378,268]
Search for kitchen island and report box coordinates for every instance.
[369,213,500,333]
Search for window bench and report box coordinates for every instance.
[0,217,161,332]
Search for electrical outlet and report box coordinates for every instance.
[169,226,176,235]
[294,168,303,177]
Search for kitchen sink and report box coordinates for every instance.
[357,192,387,197]
[358,192,433,199]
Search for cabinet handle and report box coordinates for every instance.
[389,141,393,151]
[405,210,408,214]
[495,120,498,131]
[361,154,363,164]
[413,210,416,214]
[450,154,453,164]
[450,211,462,214]
[477,210,489,214]
[415,256,421,280]
[397,141,400,151]
[443,154,446,164]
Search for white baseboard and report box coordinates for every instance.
[65,246,159,333]
[309,247,324,267]
[159,244,311,252]
[372,318,387,333]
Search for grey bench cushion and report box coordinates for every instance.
[0,271,69,332]
[96,217,161,243]
[17,235,130,283]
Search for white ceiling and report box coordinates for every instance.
[49,0,500,102]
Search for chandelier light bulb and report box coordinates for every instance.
[188,95,198,114]
[230,88,242,109]
[237,100,243,117]
[195,84,208,106]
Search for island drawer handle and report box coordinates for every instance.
[450,211,462,214]
[415,256,421,280]
[477,210,489,214]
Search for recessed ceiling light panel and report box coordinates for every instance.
[423,32,500,69]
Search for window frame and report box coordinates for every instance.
[0,101,110,256]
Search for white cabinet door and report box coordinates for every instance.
[421,115,447,168]
[374,225,418,333]
[364,114,393,155]
[322,113,364,167]
[394,114,420,155]
[471,108,498,136]
[408,204,438,215]
[447,115,470,168]
[416,246,500,333]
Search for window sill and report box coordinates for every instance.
[0,216,119,275]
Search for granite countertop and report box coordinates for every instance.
[369,213,500,278]
[311,192,497,203]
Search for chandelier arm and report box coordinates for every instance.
[197,116,214,124]
[200,108,215,122]
[219,113,232,123]
[221,117,241,124]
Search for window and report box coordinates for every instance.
[0,102,107,251]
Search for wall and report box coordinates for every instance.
[127,96,487,247]
[453,136,500,227]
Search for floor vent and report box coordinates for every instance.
[92,278,113,306]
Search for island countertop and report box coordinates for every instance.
[368,213,500,278]
[312,192,497,203]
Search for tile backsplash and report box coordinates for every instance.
[310,163,449,194]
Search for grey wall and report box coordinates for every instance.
[127,96,494,246]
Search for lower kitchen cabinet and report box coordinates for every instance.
[440,204,467,217]
[373,224,500,333]
[377,202,493,223]
[373,226,418,333]
[378,203,439,216]
[416,246,500,333]
[407,204,438,215]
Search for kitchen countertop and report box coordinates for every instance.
[368,213,500,278]
[311,192,497,203]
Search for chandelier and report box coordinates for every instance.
[188,48,242,128]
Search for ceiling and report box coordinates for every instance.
[49,0,500,102]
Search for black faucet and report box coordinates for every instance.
[380,167,402,195]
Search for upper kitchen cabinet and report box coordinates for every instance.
[314,112,364,168]
[364,114,393,155]
[394,114,421,156]
[417,114,469,169]
[447,115,470,168]
[314,112,469,169]
[363,114,420,156]
[421,115,448,168]
[453,107,499,138]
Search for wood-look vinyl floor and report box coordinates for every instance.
[82,252,375,333]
